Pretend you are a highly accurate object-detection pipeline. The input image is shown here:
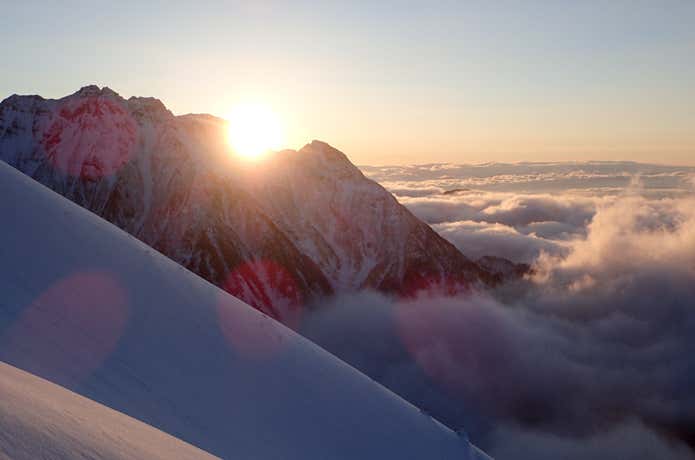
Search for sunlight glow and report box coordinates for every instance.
[225,104,284,161]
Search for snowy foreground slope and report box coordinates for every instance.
[0,161,489,459]
[0,361,216,460]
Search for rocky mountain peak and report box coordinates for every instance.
[127,96,174,121]
[72,85,121,99]
[292,140,365,179]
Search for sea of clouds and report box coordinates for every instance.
[302,162,695,459]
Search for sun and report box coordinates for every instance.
[225,104,284,161]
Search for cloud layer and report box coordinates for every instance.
[399,191,596,263]
[368,162,695,265]
[362,161,695,197]
[302,163,695,459]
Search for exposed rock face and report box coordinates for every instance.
[243,141,495,295]
[0,86,500,322]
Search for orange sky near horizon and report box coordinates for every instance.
[2,2,694,166]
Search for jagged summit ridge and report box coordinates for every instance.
[72,84,121,98]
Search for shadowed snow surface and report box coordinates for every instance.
[0,161,489,459]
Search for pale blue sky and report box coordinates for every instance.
[2,1,694,164]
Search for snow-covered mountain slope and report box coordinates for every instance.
[0,86,499,321]
[0,160,490,459]
[0,361,216,460]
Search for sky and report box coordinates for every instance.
[1,0,694,165]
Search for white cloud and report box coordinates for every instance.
[433,220,568,263]
[398,191,597,263]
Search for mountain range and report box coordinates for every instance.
[0,86,512,323]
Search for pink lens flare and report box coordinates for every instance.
[0,271,129,386]
[216,294,292,360]
[40,96,137,180]
[395,296,517,410]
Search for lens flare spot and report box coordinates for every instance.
[0,271,129,386]
[216,295,290,360]
[395,297,517,408]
